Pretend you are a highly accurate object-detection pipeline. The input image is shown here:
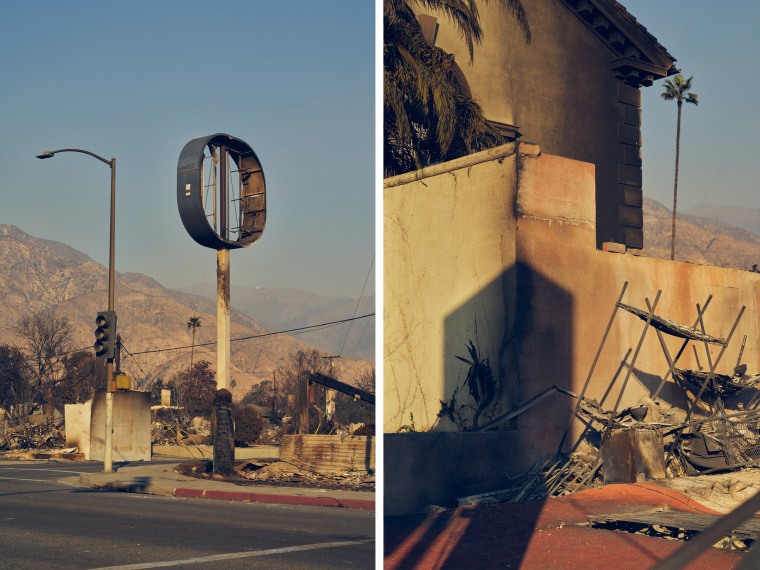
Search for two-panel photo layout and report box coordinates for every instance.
[1,1,759,569]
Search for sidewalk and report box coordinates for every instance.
[385,483,750,569]
[60,457,374,511]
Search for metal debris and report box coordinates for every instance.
[673,368,754,399]
[588,508,759,551]
[617,302,726,345]
[467,285,758,507]
[1,414,65,451]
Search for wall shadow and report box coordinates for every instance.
[442,261,574,472]
[384,261,574,568]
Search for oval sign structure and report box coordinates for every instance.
[177,133,266,250]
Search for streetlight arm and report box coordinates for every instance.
[36,148,113,167]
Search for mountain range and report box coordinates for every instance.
[643,198,759,270]
[0,225,372,398]
[0,201,754,397]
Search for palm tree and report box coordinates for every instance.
[384,0,530,176]
[186,316,201,367]
[661,74,698,260]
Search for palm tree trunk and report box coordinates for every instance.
[190,329,196,368]
[671,99,682,261]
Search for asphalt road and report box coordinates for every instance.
[0,460,375,569]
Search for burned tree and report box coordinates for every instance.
[0,344,33,412]
[171,360,217,418]
[15,310,74,415]
[276,349,331,432]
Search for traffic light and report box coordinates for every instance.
[94,311,117,359]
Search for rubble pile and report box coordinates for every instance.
[176,458,375,492]
[150,413,212,447]
[1,412,65,452]
[236,459,375,491]
[459,288,760,513]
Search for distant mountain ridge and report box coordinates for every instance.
[682,204,759,236]
[0,225,372,397]
[643,197,760,270]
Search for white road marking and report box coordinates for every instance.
[0,475,60,484]
[90,539,375,569]
[0,466,83,474]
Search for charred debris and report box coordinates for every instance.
[461,282,759,505]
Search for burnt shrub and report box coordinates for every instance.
[352,424,375,436]
[233,404,264,446]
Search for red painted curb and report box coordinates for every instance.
[173,487,375,510]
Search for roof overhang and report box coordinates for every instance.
[561,0,678,87]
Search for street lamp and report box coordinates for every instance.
[36,148,117,473]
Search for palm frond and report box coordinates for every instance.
[384,0,529,176]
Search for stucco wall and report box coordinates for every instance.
[384,144,760,513]
[515,149,759,449]
[417,0,653,248]
[384,145,521,432]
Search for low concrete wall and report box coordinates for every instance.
[385,432,538,516]
[280,434,375,474]
[64,399,92,457]
[89,390,151,462]
[152,445,280,461]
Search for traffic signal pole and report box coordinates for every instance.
[104,157,116,474]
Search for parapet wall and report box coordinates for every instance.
[514,147,759,453]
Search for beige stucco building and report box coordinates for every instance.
[414,0,678,250]
[384,0,759,515]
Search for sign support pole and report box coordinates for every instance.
[217,248,230,390]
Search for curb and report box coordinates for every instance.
[3,451,86,461]
[174,488,375,510]
[77,474,374,510]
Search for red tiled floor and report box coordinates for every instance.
[385,484,744,569]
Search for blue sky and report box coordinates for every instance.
[1,1,756,305]
[623,0,760,212]
[0,1,375,299]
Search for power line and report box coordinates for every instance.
[129,312,375,356]
[0,312,375,371]
[119,340,149,381]
[338,255,375,358]
[348,316,373,360]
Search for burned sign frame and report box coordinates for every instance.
[177,133,266,250]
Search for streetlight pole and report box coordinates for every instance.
[36,148,116,473]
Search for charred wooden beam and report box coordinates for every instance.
[309,373,375,405]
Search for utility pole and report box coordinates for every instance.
[272,370,278,423]
[322,356,340,421]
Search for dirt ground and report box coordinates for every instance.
[174,459,376,492]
